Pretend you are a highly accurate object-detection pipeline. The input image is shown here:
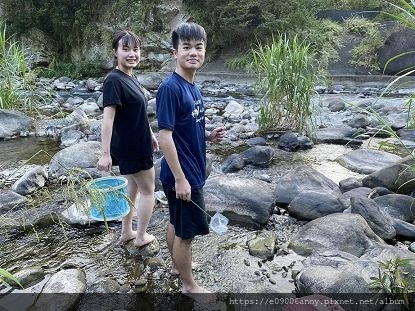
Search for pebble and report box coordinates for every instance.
[243,259,251,266]
[269,278,276,284]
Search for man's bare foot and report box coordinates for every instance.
[170,261,200,275]
[119,231,137,244]
[182,285,215,303]
[134,233,155,247]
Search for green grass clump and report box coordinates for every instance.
[251,34,318,133]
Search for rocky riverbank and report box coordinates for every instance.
[1,72,415,310]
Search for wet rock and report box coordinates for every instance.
[350,196,396,240]
[274,166,341,206]
[8,266,45,289]
[12,165,48,196]
[391,218,415,239]
[374,194,415,222]
[247,230,277,259]
[315,124,361,145]
[241,145,274,167]
[221,153,245,173]
[61,202,99,226]
[289,213,385,257]
[0,189,27,214]
[362,155,415,194]
[246,136,267,146]
[278,132,313,151]
[336,149,401,174]
[132,279,148,293]
[144,257,165,270]
[288,190,344,220]
[88,279,120,293]
[48,141,109,179]
[124,238,160,257]
[0,109,33,139]
[296,250,380,299]
[204,176,275,227]
[28,269,86,311]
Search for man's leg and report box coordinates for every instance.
[167,223,178,274]
[172,236,210,293]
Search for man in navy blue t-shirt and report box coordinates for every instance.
[157,22,225,295]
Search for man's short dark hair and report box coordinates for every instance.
[172,22,207,49]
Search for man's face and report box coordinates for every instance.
[173,39,206,71]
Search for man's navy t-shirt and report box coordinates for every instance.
[156,72,206,189]
[103,69,152,161]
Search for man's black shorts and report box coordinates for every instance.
[162,183,209,240]
[112,155,153,175]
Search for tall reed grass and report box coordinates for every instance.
[251,35,318,133]
[0,22,42,111]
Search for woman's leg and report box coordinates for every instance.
[120,174,139,242]
[132,167,156,247]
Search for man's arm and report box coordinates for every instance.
[158,129,191,201]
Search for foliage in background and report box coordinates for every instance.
[0,22,41,111]
[36,60,107,79]
[369,257,415,309]
[251,35,318,133]
[183,0,323,55]
[344,17,383,71]
[1,0,162,63]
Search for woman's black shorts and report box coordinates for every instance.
[162,183,209,240]
[112,155,153,175]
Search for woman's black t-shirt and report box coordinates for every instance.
[102,69,152,161]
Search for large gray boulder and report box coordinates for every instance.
[0,109,33,139]
[204,175,275,227]
[378,27,415,75]
[336,149,401,174]
[296,250,380,301]
[28,269,86,311]
[362,155,415,194]
[12,165,48,195]
[48,141,108,179]
[274,166,341,206]
[350,196,396,240]
[289,213,385,257]
[374,194,415,222]
[0,189,27,214]
[287,190,344,220]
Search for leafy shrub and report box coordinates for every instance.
[251,35,318,133]
[0,22,39,110]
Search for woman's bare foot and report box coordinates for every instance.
[134,232,155,247]
[119,231,137,244]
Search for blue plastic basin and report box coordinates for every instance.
[86,176,130,221]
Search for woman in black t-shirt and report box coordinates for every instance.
[97,30,158,247]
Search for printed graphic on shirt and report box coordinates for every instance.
[192,99,204,122]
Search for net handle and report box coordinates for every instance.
[190,199,212,219]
